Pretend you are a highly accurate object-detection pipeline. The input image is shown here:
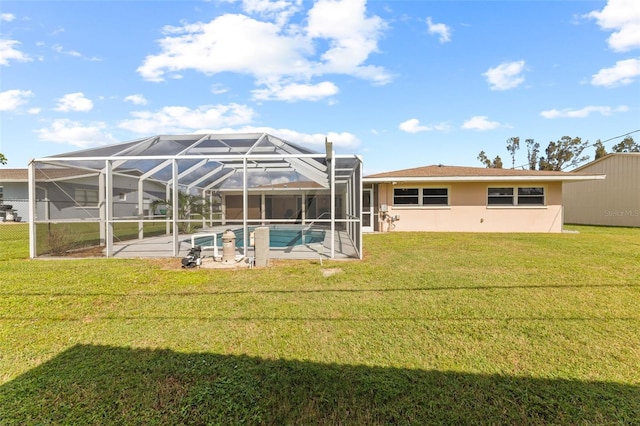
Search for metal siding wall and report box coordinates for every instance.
[564,155,640,226]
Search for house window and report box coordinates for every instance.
[394,188,448,206]
[394,188,419,205]
[0,186,3,202]
[517,187,545,205]
[75,189,99,207]
[487,187,544,206]
[487,187,514,205]
[422,188,448,205]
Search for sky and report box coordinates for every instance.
[1,0,639,174]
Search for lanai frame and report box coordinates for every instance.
[27,133,363,260]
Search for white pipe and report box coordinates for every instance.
[189,233,244,262]
[191,233,220,259]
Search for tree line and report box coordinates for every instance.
[478,135,639,171]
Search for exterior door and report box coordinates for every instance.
[362,188,373,232]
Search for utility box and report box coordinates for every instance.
[254,226,270,267]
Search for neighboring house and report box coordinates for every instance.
[563,153,640,227]
[0,169,29,222]
[0,168,166,222]
[363,165,605,233]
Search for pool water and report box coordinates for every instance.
[192,227,326,248]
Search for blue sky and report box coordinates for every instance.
[1,0,639,174]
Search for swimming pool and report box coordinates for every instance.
[191,227,326,248]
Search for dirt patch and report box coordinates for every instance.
[321,268,342,278]
[147,258,184,270]
[64,245,106,257]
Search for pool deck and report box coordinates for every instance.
[110,226,360,261]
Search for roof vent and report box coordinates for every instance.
[438,164,444,167]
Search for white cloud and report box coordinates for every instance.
[462,116,501,131]
[35,119,118,148]
[306,0,391,83]
[124,94,148,105]
[54,92,94,112]
[591,58,640,87]
[138,14,311,82]
[118,104,255,134]
[28,107,41,115]
[1,13,16,22]
[52,43,101,61]
[0,39,32,65]
[138,0,390,100]
[540,105,629,119]
[399,118,451,133]
[426,17,451,43]
[0,89,33,111]
[483,60,526,91]
[586,0,640,52]
[252,81,338,101]
[240,0,302,25]
[53,44,81,57]
[210,84,228,95]
[399,118,429,133]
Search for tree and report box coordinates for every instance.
[477,150,503,168]
[594,139,608,160]
[611,136,639,153]
[0,153,6,165]
[525,139,539,170]
[150,190,212,234]
[506,137,520,169]
[538,136,590,171]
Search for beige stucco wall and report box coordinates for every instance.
[376,181,564,233]
[563,154,640,227]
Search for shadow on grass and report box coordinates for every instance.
[2,282,639,298]
[1,345,638,425]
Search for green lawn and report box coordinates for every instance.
[1,224,639,424]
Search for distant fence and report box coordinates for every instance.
[0,199,27,223]
[0,199,28,244]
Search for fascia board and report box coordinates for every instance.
[362,175,606,183]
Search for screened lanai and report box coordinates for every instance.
[28,133,363,260]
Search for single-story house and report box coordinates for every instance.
[563,153,640,227]
[363,165,605,233]
[0,168,33,222]
[2,161,609,234]
[0,168,166,223]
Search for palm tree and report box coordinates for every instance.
[150,190,212,234]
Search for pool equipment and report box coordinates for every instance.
[254,226,270,267]
[222,229,236,264]
[181,246,202,268]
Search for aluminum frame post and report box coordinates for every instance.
[28,161,37,258]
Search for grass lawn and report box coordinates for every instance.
[0,224,639,424]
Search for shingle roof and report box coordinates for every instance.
[363,164,605,183]
[365,164,572,178]
[0,168,97,182]
[0,169,27,181]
